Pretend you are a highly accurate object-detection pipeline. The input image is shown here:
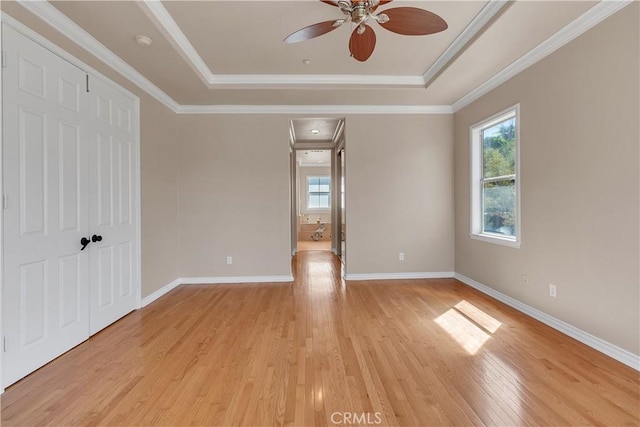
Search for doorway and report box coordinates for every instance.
[289,118,345,262]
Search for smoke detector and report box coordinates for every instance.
[134,35,153,47]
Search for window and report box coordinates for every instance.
[307,176,331,210]
[470,105,520,248]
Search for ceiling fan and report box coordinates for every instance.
[284,0,448,62]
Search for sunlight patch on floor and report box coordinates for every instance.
[434,300,502,355]
[455,300,502,333]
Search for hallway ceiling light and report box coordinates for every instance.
[311,129,320,134]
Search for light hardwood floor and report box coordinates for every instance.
[1,251,638,426]
[297,240,332,251]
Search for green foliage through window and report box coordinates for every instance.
[481,117,516,237]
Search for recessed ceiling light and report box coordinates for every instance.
[310,129,320,134]
[302,59,311,65]
[134,35,153,47]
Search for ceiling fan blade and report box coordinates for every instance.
[378,7,447,35]
[284,20,343,43]
[320,0,340,6]
[349,24,376,62]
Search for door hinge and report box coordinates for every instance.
[1,51,7,68]
[86,74,89,92]
[3,337,7,352]
[2,194,7,210]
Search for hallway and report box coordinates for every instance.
[1,251,638,426]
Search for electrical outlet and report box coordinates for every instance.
[226,256,233,265]
[399,252,405,261]
[549,284,557,298]
[521,274,529,286]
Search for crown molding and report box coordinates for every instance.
[138,0,213,86]
[176,104,454,115]
[423,0,509,86]
[15,0,180,112]
[452,0,633,112]
[208,74,425,89]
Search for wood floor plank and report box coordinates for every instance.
[1,250,638,426]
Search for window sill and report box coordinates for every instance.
[470,233,520,248]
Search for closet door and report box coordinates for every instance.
[2,25,90,386]
[87,76,138,334]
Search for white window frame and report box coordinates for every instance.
[470,104,521,248]
[306,175,331,212]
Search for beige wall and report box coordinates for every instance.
[139,97,179,294]
[176,115,292,278]
[1,2,181,298]
[454,4,640,354]
[346,115,454,275]
[175,114,455,279]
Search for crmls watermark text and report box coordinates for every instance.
[331,412,383,425]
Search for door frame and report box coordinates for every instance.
[289,118,345,258]
[331,130,345,259]
[0,16,142,391]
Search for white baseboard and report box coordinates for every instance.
[181,275,294,285]
[141,278,182,307]
[345,272,454,281]
[454,273,640,371]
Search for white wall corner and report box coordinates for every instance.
[454,273,640,371]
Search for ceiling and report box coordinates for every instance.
[3,0,603,107]
[297,149,332,166]
[292,118,342,142]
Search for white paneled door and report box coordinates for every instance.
[2,25,139,387]
[88,76,138,335]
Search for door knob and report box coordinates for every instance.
[80,237,90,251]
[92,234,103,243]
